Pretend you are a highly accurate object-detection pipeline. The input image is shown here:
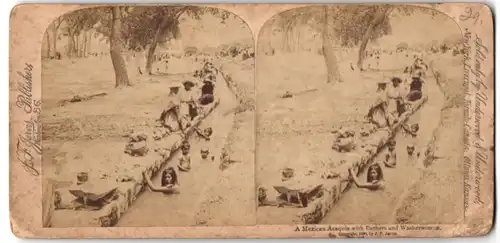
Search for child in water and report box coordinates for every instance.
[383,139,397,168]
[178,141,191,172]
[200,147,214,161]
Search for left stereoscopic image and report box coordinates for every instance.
[41,6,256,227]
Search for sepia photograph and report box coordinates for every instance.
[256,4,473,225]
[41,5,256,227]
[8,2,494,238]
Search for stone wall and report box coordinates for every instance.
[48,95,220,227]
[257,96,428,224]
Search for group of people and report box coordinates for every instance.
[366,56,427,129]
[141,62,220,194]
[352,56,428,191]
[157,61,218,135]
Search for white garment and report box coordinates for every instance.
[179,89,196,119]
[386,86,401,114]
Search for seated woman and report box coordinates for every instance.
[406,75,424,102]
[198,79,215,105]
[366,82,390,128]
[348,163,385,191]
[142,167,179,194]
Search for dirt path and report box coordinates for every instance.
[322,70,445,224]
[117,71,239,227]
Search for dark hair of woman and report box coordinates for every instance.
[366,163,384,183]
[161,167,178,186]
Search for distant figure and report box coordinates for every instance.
[349,163,385,191]
[134,47,146,75]
[142,167,179,194]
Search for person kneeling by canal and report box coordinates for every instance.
[198,78,215,105]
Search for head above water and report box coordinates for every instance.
[200,148,210,159]
[406,145,416,156]
[411,123,419,132]
[367,163,384,183]
[181,140,190,154]
[161,167,178,186]
[204,127,213,137]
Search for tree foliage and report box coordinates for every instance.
[60,7,103,37]
[269,4,444,50]
[61,5,232,51]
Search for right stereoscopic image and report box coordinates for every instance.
[256,5,464,224]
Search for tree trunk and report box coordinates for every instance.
[75,34,80,57]
[110,6,131,88]
[46,22,56,58]
[67,34,75,58]
[145,36,159,75]
[79,33,85,57]
[357,6,390,71]
[145,8,186,74]
[81,31,88,57]
[50,30,57,58]
[145,15,173,75]
[322,6,342,83]
[83,33,88,57]
[43,31,51,58]
[86,31,92,56]
[282,21,293,52]
[295,27,304,51]
[48,17,62,58]
[267,27,274,55]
